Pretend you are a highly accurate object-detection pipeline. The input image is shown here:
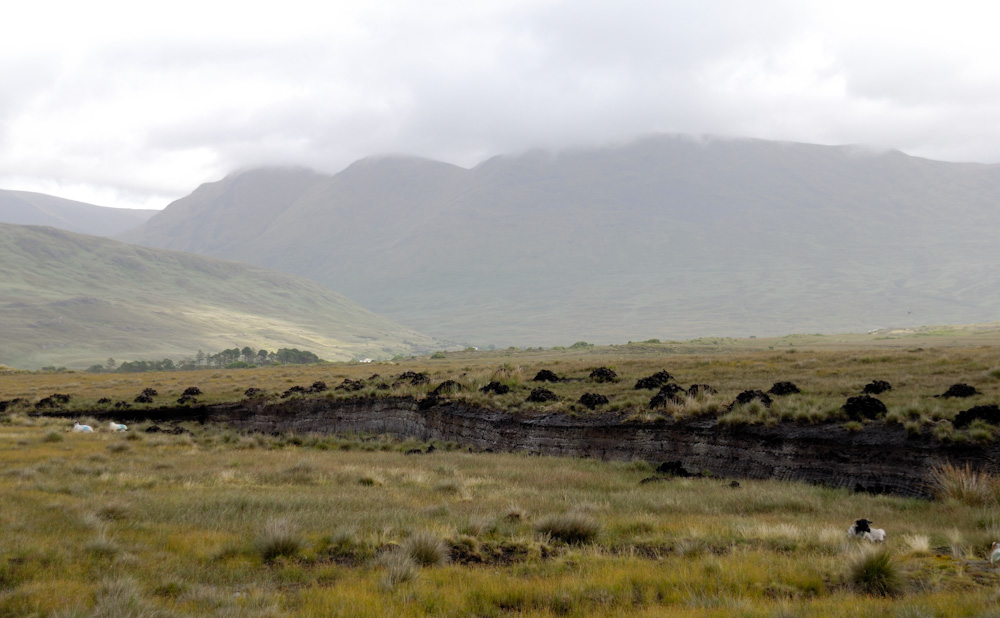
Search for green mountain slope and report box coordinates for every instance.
[123,135,1000,346]
[0,189,156,237]
[0,224,437,369]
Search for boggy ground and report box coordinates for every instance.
[2,416,1000,617]
[5,337,1000,501]
[5,333,1000,447]
[3,333,1000,615]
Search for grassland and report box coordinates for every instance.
[2,330,1000,616]
[0,223,437,370]
[2,415,1000,617]
[4,324,1000,436]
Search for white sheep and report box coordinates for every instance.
[72,422,94,433]
[864,528,887,543]
[990,541,1000,565]
[109,421,128,432]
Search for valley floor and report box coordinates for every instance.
[1,416,1000,617]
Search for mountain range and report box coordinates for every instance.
[119,134,1000,346]
[0,189,155,237]
[0,224,436,369]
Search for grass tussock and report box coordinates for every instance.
[902,534,931,555]
[401,531,450,567]
[65,575,175,618]
[377,549,419,589]
[357,471,384,487]
[84,531,122,560]
[534,511,601,544]
[849,547,903,597]
[253,518,303,562]
[93,577,169,618]
[96,501,132,522]
[930,462,1000,506]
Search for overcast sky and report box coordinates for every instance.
[2,0,999,209]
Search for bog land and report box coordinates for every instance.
[2,327,1000,616]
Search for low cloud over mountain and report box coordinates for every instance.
[123,134,1000,346]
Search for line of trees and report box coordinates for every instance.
[85,347,322,373]
[207,347,321,368]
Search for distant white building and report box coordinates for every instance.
[360,358,373,363]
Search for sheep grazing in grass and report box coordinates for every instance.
[72,422,94,433]
[109,422,128,432]
[847,518,886,543]
[990,541,1000,565]
[865,528,887,543]
[847,518,873,539]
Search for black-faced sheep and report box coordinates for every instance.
[847,518,885,543]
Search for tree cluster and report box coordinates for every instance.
[84,346,322,373]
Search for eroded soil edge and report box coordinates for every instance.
[72,396,998,499]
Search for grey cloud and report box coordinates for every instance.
[4,0,1000,209]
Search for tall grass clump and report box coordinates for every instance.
[534,512,601,544]
[318,529,375,563]
[253,518,303,562]
[849,547,902,597]
[91,575,173,618]
[402,531,450,567]
[930,462,1000,506]
[84,531,121,560]
[377,549,419,589]
[902,535,930,555]
[489,363,524,390]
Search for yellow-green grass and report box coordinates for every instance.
[1,417,1000,617]
[0,223,437,370]
[4,333,1000,435]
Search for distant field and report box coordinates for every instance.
[3,324,1000,435]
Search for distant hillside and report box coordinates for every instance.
[0,224,437,369]
[0,189,156,237]
[123,135,1000,346]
